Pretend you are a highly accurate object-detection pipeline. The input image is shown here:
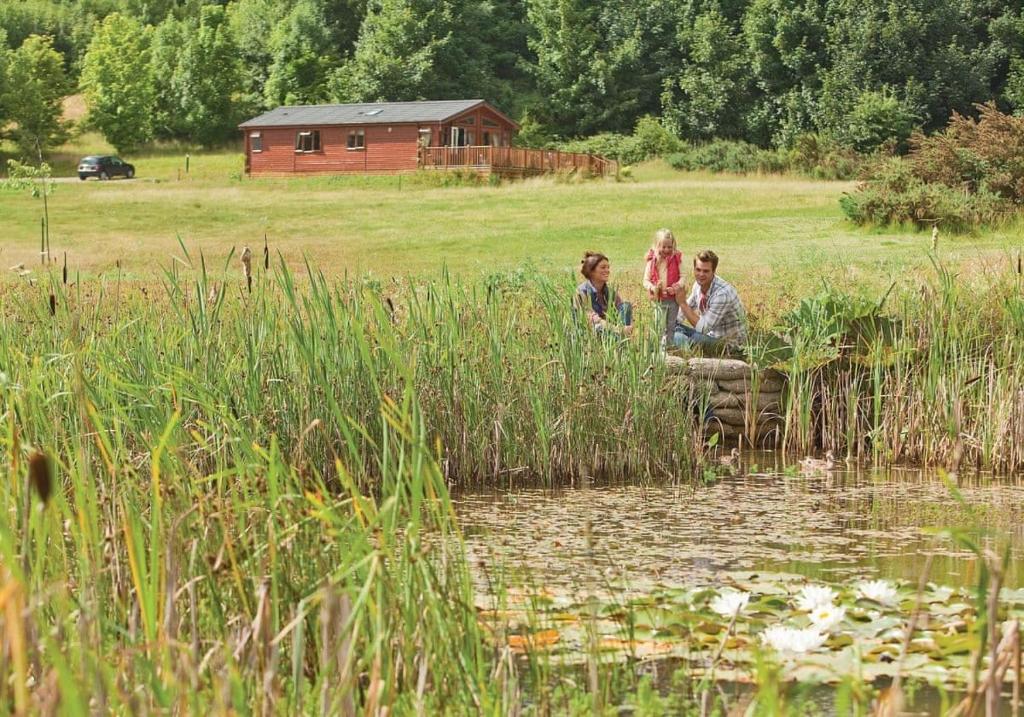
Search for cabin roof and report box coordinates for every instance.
[240,100,518,129]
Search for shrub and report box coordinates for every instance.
[907,103,1024,200]
[559,116,682,165]
[841,89,918,153]
[665,139,788,174]
[788,134,864,180]
[560,132,639,163]
[839,158,1011,231]
[842,103,1024,230]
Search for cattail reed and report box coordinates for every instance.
[241,246,253,293]
[28,451,52,505]
[62,252,67,285]
[263,234,269,270]
[48,292,56,316]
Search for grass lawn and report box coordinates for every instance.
[2,143,1022,315]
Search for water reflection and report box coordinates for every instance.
[454,453,1024,594]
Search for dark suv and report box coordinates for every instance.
[77,155,135,180]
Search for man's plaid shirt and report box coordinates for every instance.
[685,275,747,346]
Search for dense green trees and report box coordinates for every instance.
[3,34,68,156]
[171,6,245,146]
[80,13,154,152]
[7,0,1024,154]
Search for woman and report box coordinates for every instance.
[577,251,633,336]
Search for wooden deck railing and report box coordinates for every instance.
[418,146,616,176]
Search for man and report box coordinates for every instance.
[675,250,747,349]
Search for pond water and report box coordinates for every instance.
[455,452,1024,595]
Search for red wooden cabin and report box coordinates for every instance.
[240,99,520,176]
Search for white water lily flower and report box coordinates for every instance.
[710,590,750,618]
[794,585,838,612]
[760,625,828,653]
[809,603,846,632]
[857,579,899,605]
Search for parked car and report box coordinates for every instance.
[77,155,135,180]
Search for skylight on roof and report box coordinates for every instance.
[361,109,383,116]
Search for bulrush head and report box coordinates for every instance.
[241,246,253,293]
[28,451,52,505]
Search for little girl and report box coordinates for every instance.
[642,228,683,345]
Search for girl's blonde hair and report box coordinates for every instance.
[653,228,676,251]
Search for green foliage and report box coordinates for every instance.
[513,112,557,148]
[560,116,682,165]
[661,8,751,141]
[149,15,187,140]
[839,159,1011,232]
[329,0,443,102]
[787,133,862,180]
[171,6,245,147]
[2,33,68,157]
[0,29,8,131]
[841,89,919,153]
[774,284,898,362]
[331,0,511,105]
[842,103,1024,230]
[821,0,993,139]
[264,0,337,106]
[227,0,283,114]
[525,0,644,137]
[80,13,154,152]
[742,0,828,146]
[1,158,52,195]
[666,140,788,174]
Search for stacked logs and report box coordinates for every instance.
[666,356,787,444]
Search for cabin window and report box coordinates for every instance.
[250,131,262,152]
[295,130,321,153]
[482,117,499,128]
[418,129,432,147]
[347,129,365,150]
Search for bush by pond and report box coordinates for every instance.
[841,103,1024,231]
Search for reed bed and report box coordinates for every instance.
[3,252,1024,712]
[769,255,1024,472]
[0,256,699,493]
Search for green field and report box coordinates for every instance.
[4,146,1021,310]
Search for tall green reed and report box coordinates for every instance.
[762,255,1024,472]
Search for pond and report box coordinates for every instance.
[455,452,1024,596]
[454,453,1024,705]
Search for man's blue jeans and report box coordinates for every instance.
[673,324,718,347]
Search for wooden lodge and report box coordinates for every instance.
[239,99,615,178]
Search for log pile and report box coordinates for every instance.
[666,356,786,444]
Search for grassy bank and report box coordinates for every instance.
[3,148,1021,308]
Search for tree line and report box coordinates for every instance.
[2,0,1024,155]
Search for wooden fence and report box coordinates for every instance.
[419,146,616,177]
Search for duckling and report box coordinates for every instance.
[798,450,836,474]
[718,447,741,470]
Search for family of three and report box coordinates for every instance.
[576,229,747,351]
